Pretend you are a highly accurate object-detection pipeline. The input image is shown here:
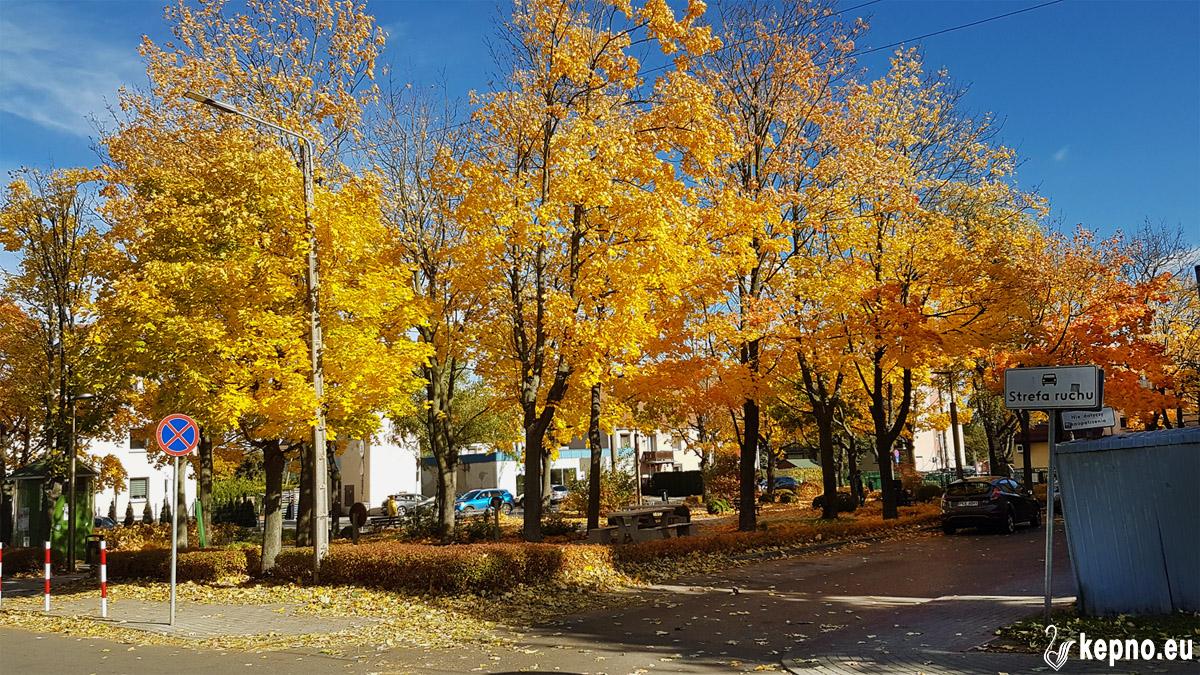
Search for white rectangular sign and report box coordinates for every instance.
[1004,365,1104,411]
[1062,407,1116,431]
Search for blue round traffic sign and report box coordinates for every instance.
[156,413,199,456]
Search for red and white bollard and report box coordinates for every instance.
[99,539,108,618]
[43,541,51,612]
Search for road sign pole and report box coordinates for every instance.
[170,454,178,627]
[1043,409,1057,621]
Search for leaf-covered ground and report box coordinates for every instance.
[0,505,937,656]
[989,608,1200,653]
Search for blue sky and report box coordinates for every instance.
[1,0,1197,273]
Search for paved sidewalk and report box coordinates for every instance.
[3,575,373,639]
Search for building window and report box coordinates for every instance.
[129,477,149,500]
[550,468,576,485]
[129,434,146,450]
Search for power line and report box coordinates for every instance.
[341,0,883,158]
[341,0,1065,158]
[848,0,1065,58]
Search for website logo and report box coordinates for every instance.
[1043,624,1075,672]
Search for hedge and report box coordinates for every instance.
[107,547,259,582]
[272,541,614,595]
[35,504,938,596]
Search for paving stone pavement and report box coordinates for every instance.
[47,597,376,637]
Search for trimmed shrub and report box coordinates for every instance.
[141,501,154,524]
[107,547,259,582]
[541,513,577,537]
[124,502,135,527]
[273,541,614,595]
[107,501,118,521]
[812,491,858,512]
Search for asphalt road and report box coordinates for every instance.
[4,520,1185,674]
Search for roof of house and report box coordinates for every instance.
[8,457,98,480]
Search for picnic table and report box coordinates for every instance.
[586,504,692,544]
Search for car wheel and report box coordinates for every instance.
[942,523,956,535]
[396,506,407,516]
[463,506,475,514]
[502,503,513,515]
[1001,509,1016,535]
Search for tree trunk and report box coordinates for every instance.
[261,440,285,574]
[198,431,213,546]
[816,414,838,520]
[541,450,552,509]
[875,434,897,517]
[587,382,602,530]
[522,420,544,540]
[738,396,759,531]
[435,452,457,541]
[765,439,776,501]
[296,442,312,547]
[947,385,964,479]
[1017,411,1034,490]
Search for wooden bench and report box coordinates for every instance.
[585,526,618,544]
[368,515,404,531]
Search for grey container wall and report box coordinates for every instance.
[1056,427,1200,616]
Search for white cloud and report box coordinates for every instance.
[1052,146,1069,162]
[0,4,144,137]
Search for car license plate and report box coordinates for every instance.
[959,500,980,507]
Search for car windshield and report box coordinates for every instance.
[946,480,992,496]
[458,490,481,501]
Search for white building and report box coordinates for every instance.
[419,427,703,496]
[910,387,969,474]
[88,431,197,522]
[335,418,422,510]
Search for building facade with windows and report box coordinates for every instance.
[89,432,197,522]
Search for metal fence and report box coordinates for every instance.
[1056,427,1200,615]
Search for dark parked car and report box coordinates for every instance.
[93,516,117,529]
[941,476,1040,535]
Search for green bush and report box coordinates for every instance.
[561,470,636,515]
[706,497,732,515]
[914,483,944,503]
[141,501,154,524]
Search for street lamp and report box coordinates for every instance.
[67,391,95,570]
[183,91,330,576]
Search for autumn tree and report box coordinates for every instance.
[456,0,722,539]
[692,0,860,530]
[98,0,427,570]
[368,83,499,538]
[820,51,1040,518]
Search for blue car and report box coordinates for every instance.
[455,488,516,515]
[758,476,800,491]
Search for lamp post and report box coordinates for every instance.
[183,92,330,576]
[67,392,95,570]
